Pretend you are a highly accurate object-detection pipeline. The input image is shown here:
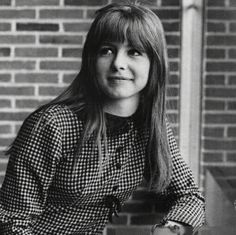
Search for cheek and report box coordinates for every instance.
[96,59,111,75]
[139,61,150,84]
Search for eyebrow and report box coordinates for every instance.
[99,41,146,53]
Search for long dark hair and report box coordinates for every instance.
[7,2,172,192]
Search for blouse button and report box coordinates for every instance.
[112,185,119,191]
[116,162,122,169]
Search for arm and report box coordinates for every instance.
[0,110,62,234]
[156,122,205,233]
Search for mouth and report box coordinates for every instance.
[108,76,133,81]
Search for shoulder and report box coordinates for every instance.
[37,103,77,121]
[36,103,81,124]
[21,103,84,136]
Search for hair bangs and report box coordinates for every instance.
[126,19,152,55]
[98,12,127,44]
[93,11,150,55]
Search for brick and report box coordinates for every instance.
[15,99,45,108]
[40,35,83,45]
[165,35,180,46]
[40,61,80,70]
[108,215,127,225]
[230,0,236,7]
[112,0,157,6]
[227,153,236,162]
[161,0,180,6]
[40,10,83,19]
[0,138,12,147]
[207,10,236,20]
[0,23,11,31]
[0,162,8,173]
[167,87,179,97]
[0,10,35,19]
[15,124,23,133]
[0,61,35,70]
[205,87,236,98]
[38,86,66,96]
[106,226,151,235]
[63,23,91,32]
[86,9,97,19]
[169,61,179,72]
[206,62,236,72]
[17,23,59,32]
[168,74,179,85]
[0,112,30,121]
[0,125,11,134]
[207,22,226,33]
[207,0,225,6]
[228,179,236,188]
[63,73,77,84]
[204,127,224,137]
[15,73,58,83]
[227,127,236,137]
[163,22,180,32]
[132,190,158,202]
[207,166,236,177]
[0,99,11,108]
[229,23,236,32]
[228,75,236,85]
[65,0,108,6]
[205,114,236,124]
[228,49,236,58]
[204,139,236,150]
[62,48,82,58]
[207,35,236,46]
[167,48,179,58]
[228,101,236,110]
[0,86,34,96]
[153,9,180,20]
[130,214,163,225]
[0,174,6,185]
[0,74,11,82]
[0,48,10,57]
[15,48,58,58]
[206,49,225,59]
[0,0,11,5]
[205,75,225,85]
[203,152,224,163]
[122,202,153,213]
[0,35,35,44]
[16,0,59,6]
[205,100,225,110]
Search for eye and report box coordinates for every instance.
[128,48,142,56]
[98,47,114,56]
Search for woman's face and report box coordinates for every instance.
[95,40,150,104]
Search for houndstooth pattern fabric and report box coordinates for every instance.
[0,104,205,234]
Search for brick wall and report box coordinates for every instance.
[202,0,236,186]
[0,0,181,233]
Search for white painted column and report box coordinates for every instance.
[180,0,204,183]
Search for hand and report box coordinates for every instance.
[151,226,180,235]
[150,221,193,235]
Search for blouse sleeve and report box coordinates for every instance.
[0,110,62,234]
[158,122,205,231]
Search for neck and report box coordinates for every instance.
[103,97,140,117]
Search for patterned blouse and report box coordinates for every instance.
[0,104,205,235]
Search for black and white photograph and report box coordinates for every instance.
[0,0,235,234]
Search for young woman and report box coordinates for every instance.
[0,2,205,235]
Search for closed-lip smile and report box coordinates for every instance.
[108,76,133,81]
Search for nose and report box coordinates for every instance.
[112,51,127,71]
